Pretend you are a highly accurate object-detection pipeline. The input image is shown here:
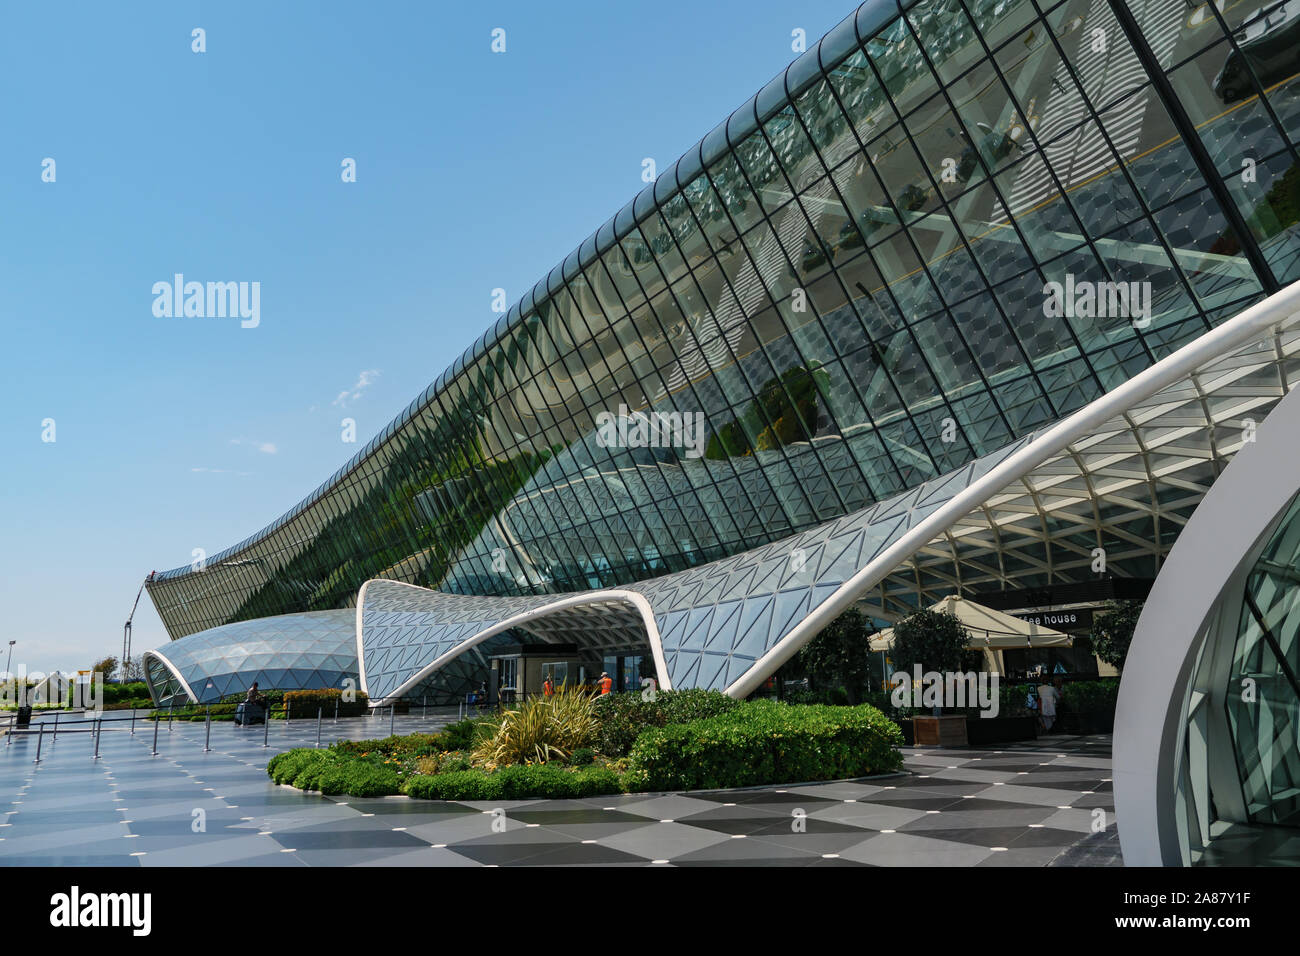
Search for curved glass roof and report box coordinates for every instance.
[148,0,1300,639]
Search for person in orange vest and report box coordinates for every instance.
[543,675,554,698]
[597,671,613,696]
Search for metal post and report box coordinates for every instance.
[152,712,160,755]
[422,695,427,718]
[93,719,101,760]
[389,704,395,736]
[316,707,322,748]
[285,701,290,724]
[35,722,44,763]
[130,709,136,735]
[53,710,59,741]
[204,707,212,753]
[263,706,271,748]
[168,702,174,732]
[334,698,339,720]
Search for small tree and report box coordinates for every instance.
[1091,600,1143,672]
[797,607,876,704]
[90,656,119,682]
[890,609,969,714]
[120,656,144,683]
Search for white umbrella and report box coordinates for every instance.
[870,595,1073,673]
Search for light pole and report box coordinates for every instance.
[4,641,14,680]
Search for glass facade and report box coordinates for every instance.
[142,610,359,706]
[1227,492,1300,827]
[148,0,1300,641]
[1173,485,1300,864]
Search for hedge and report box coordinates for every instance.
[401,765,622,801]
[325,718,492,759]
[266,749,401,796]
[1060,678,1120,713]
[594,688,739,757]
[283,688,369,718]
[624,699,903,792]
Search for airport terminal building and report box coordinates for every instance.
[142,0,1300,864]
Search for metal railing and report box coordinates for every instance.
[2,700,457,764]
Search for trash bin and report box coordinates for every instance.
[15,706,32,728]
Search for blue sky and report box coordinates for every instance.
[0,0,858,676]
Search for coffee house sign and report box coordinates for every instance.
[1012,608,1094,630]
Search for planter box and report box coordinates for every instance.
[911,715,968,747]
[965,715,1038,745]
[1057,709,1115,735]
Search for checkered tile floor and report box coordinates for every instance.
[0,714,1119,866]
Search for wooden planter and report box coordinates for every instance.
[911,714,968,747]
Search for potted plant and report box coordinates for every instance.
[891,608,970,747]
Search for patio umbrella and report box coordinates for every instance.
[869,594,1073,673]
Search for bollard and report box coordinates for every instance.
[152,712,160,756]
[423,695,427,719]
[316,707,322,749]
[334,698,339,720]
[53,710,59,741]
[389,705,395,736]
[263,707,271,748]
[35,722,44,763]
[169,702,174,733]
[285,701,290,725]
[130,709,136,735]
[93,718,101,760]
[204,708,212,753]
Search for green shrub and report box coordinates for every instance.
[625,700,903,792]
[317,759,400,797]
[401,764,622,801]
[495,763,579,799]
[573,766,622,797]
[1061,679,1119,713]
[569,747,595,766]
[403,770,505,801]
[95,682,150,707]
[332,732,446,757]
[595,689,739,757]
[283,687,369,718]
[267,749,327,785]
[291,752,338,791]
[268,749,399,796]
[441,718,490,751]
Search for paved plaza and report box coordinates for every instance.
[0,712,1119,866]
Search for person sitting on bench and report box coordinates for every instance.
[236,683,266,725]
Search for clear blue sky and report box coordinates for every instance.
[0,0,859,676]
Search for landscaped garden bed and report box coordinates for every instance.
[265,689,905,800]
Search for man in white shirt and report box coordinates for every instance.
[1038,678,1061,731]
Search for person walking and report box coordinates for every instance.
[597,671,613,697]
[543,674,554,698]
[1038,677,1061,732]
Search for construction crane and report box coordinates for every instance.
[122,575,151,679]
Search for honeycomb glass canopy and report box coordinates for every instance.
[142,610,358,706]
